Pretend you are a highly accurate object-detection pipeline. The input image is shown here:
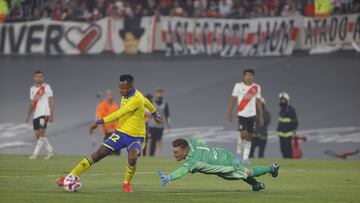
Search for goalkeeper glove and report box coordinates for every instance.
[157,169,172,187]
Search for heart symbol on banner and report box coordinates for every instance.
[65,24,102,53]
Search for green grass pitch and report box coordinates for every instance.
[1,155,359,203]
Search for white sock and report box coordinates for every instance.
[32,138,44,156]
[40,137,54,153]
[236,136,243,155]
[243,140,252,160]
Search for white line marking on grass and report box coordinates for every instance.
[0,172,156,178]
[0,169,310,179]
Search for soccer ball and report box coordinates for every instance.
[63,174,81,192]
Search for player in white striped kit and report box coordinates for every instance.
[228,69,264,165]
[25,70,56,160]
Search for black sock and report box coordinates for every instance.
[242,176,259,186]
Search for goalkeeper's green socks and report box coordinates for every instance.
[250,166,273,177]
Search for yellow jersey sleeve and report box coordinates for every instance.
[103,97,141,123]
[144,98,156,114]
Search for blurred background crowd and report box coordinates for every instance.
[0,0,359,23]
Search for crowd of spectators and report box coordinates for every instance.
[1,0,360,23]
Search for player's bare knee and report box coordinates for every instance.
[128,148,138,166]
[240,133,246,140]
[39,129,46,136]
[91,146,109,163]
[35,130,44,138]
[246,133,252,141]
[90,152,101,163]
[241,131,248,140]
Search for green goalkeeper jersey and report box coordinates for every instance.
[169,138,242,181]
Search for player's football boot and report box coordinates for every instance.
[270,162,280,177]
[123,182,133,193]
[44,151,56,160]
[29,154,37,159]
[56,176,65,187]
[252,182,265,191]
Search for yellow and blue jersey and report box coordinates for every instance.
[103,89,157,138]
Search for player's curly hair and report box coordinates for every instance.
[243,68,255,76]
[119,74,134,84]
[172,139,189,149]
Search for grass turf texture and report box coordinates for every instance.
[0,155,359,203]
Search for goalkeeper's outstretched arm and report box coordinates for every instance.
[170,166,190,181]
[158,166,190,187]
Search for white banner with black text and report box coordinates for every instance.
[297,14,360,50]
[160,16,301,57]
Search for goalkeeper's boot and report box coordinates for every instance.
[123,182,133,193]
[56,176,65,187]
[271,162,280,177]
[252,182,265,191]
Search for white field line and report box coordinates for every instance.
[0,169,307,178]
[0,172,157,178]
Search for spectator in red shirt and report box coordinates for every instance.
[250,4,265,18]
[304,0,314,16]
[265,0,281,16]
[52,1,64,21]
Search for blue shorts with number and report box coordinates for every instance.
[102,130,144,156]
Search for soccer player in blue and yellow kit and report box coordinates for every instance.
[56,74,163,193]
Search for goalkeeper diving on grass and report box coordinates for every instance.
[157,138,279,191]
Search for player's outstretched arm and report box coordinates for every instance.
[157,170,172,187]
[89,119,104,135]
[144,97,163,124]
[157,166,190,187]
[144,97,156,113]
